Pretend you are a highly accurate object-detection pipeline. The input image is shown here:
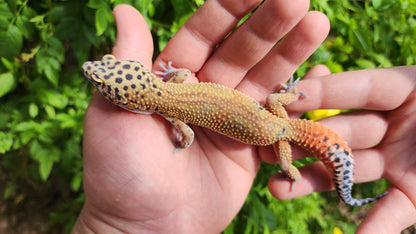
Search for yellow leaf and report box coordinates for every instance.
[306,109,341,121]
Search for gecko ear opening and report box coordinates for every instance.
[90,72,104,86]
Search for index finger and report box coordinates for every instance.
[289,66,416,112]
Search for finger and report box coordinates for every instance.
[237,11,330,100]
[155,0,262,71]
[356,188,416,233]
[268,148,385,200]
[317,112,388,149]
[287,66,416,112]
[198,0,309,87]
[303,64,331,78]
[112,4,154,67]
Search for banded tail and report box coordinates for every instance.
[287,119,386,206]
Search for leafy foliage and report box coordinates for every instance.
[0,0,414,233]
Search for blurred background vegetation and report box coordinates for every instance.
[0,0,414,233]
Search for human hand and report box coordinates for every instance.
[268,66,416,233]
[72,0,329,233]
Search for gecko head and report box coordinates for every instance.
[81,54,118,91]
[82,54,154,109]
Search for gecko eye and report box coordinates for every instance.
[90,72,104,86]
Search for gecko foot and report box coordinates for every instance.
[279,76,307,98]
[273,172,296,192]
[155,61,176,79]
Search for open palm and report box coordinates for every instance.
[75,1,329,233]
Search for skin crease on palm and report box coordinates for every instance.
[72,1,416,233]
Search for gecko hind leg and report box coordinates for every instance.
[161,115,195,153]
[266,76,306,119]
[272,141,301,191]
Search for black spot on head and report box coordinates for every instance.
[122,64,131,69]
[131,84,136,89]
[134,66,140,71]
[137,74,142,80]
[115,61,121,65]
[146,78,150,83]
[87,65,91,70]
[140,84,146,89]
[126,74,133,80]
[124,93,129,98]
[157,91,161,96]
[100,62,105,66]
[152,84,157,88]
[123,86,128,91]
[117,70,123,75]
[116,94,122,100]
[104,75,110,80]
[142,71,146,75]
[107,86,111,93]
[114,87,119,93]
[115,78,123,84]
[108,66,115,70]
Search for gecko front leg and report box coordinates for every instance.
[156,62,194,151]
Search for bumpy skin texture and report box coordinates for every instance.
[82,54,386,206]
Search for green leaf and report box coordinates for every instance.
[95,7,109,36]
[0,131,13,154]
[0,25,23,59]
[44,105,56,118]
[355,58,376,69]
[71,173,83,191]
[29,141,60,181]
[349,27,371,53]
[3,181,16,199]
[39,90,68,109]
[29,103,39,118]
[39,154,54,181]
[0,72,16,98]
[16,15,35,39]
[36,48,62,86]
[1,57,14,70]
[15,121,40,132]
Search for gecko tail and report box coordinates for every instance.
[340,191,387,206]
